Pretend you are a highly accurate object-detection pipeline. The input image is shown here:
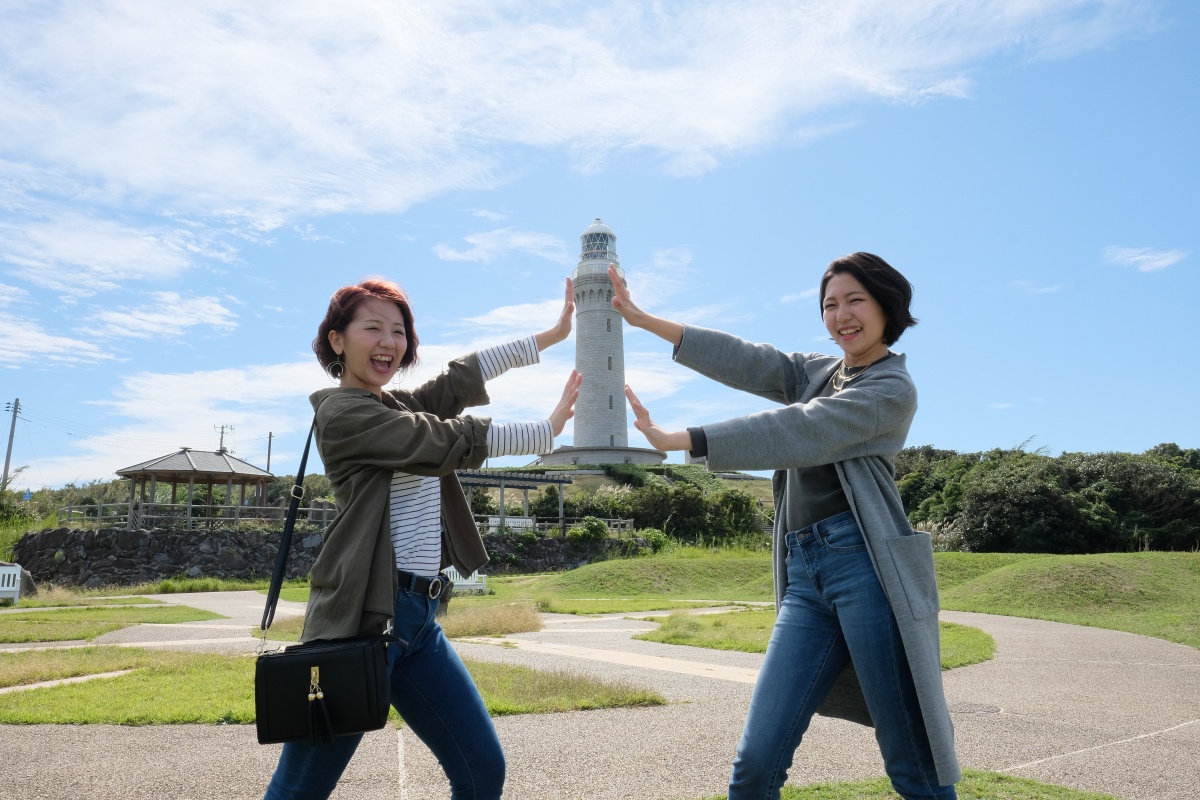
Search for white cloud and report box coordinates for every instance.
[28,359,323,484]
[989,402,1016,410]
[627,247,695,310]
[293,224,343,243]
[1103,246,1186,273]
[434,228,570,265]
[456,299,569,337]
[0,283,28,305]
[473,209,507,222]
[0,213,203,295]
[0,2,1151,225]
[87,292,239,339]
[781,288,820,304]
[0,311,116,367]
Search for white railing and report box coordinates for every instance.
[474,516,634,534]
[56,501,338,530]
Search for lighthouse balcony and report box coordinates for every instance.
[573,262,624,280]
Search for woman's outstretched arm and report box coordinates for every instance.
[610,264,810,404]
[609,264,683,346]
[625,385,692,453]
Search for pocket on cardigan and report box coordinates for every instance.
[884,532,940,620]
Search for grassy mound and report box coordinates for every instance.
[636,609,995,670]
[939,551,1200,648]
[521,550,774,601]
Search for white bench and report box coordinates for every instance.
[443,566,487,594]
[0,564,22,603]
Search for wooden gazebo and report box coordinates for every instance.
[457,469,574,531]
[115,448,274,529]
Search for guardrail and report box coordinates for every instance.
[473,516,634,535]
[55,501,337,530]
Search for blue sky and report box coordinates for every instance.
[1,1,1196,489]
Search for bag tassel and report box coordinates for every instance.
[308,666,334,745]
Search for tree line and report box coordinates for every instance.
[896,442,1200,553]
[5,443,1198,554]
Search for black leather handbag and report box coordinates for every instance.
[255,417,392,746]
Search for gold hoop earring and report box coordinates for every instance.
[326,360,345,382]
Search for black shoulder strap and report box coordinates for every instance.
[261,415,318,632]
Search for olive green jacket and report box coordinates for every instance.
[300,353,492,642]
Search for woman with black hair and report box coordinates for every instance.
[611,254,960,800]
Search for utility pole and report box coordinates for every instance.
[215,424,234,454]
[266,432,273,472]
[2,398,18,490]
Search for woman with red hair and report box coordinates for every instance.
[264,277,580,799]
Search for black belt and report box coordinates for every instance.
[397,569,451,600]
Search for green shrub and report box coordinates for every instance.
[603,463,650,487]
[637,528,668,553]
[566,516,610,543]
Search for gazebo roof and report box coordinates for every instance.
[116,448,273,483]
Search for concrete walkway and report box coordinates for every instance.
[2,592,1198,799]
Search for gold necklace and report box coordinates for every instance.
[832,353,892,392]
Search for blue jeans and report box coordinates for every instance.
[727,511,955,800]
[263,585,505,799]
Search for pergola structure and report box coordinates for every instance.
[456,469,574,531]
[115,448,274,530]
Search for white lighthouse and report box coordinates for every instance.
[538,219,665,466]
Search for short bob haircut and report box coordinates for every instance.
[313,279,420,372]
[819,252,917,346]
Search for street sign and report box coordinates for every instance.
[22,490,31,501]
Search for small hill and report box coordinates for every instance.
[514,549,1200,648]
[520,550,774,601]
[938,551,1200,648]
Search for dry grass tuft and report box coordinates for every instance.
[440,601,542,639]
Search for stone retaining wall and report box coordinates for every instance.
[13,527,645,587]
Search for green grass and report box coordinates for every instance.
[635,608,777,653]
[1,585,164,609]
[700,767,1119,799]
[467,659,664,715]
[939,552,1200,649]
[255,601,545,642]
[0,647,665,724]
[0,514,51,562]
[268,550,1200,648]
[0,605,225,643]
[476,548,776,614]
[0,649,254,724]
[634,609,995,670]
[511,549,1199,648]
[253,614,306,641]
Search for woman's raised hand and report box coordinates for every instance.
[609,263,647,327]
[548,370,583,436]
[624,385,692,452]
[535,277,575,351]
[609,264,684,346]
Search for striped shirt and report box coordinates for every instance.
[390,336,552,575]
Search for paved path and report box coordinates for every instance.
[2,592,1198,799]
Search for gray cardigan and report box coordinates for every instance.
[675,324,961,786]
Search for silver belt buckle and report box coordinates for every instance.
[426,576,445,600]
